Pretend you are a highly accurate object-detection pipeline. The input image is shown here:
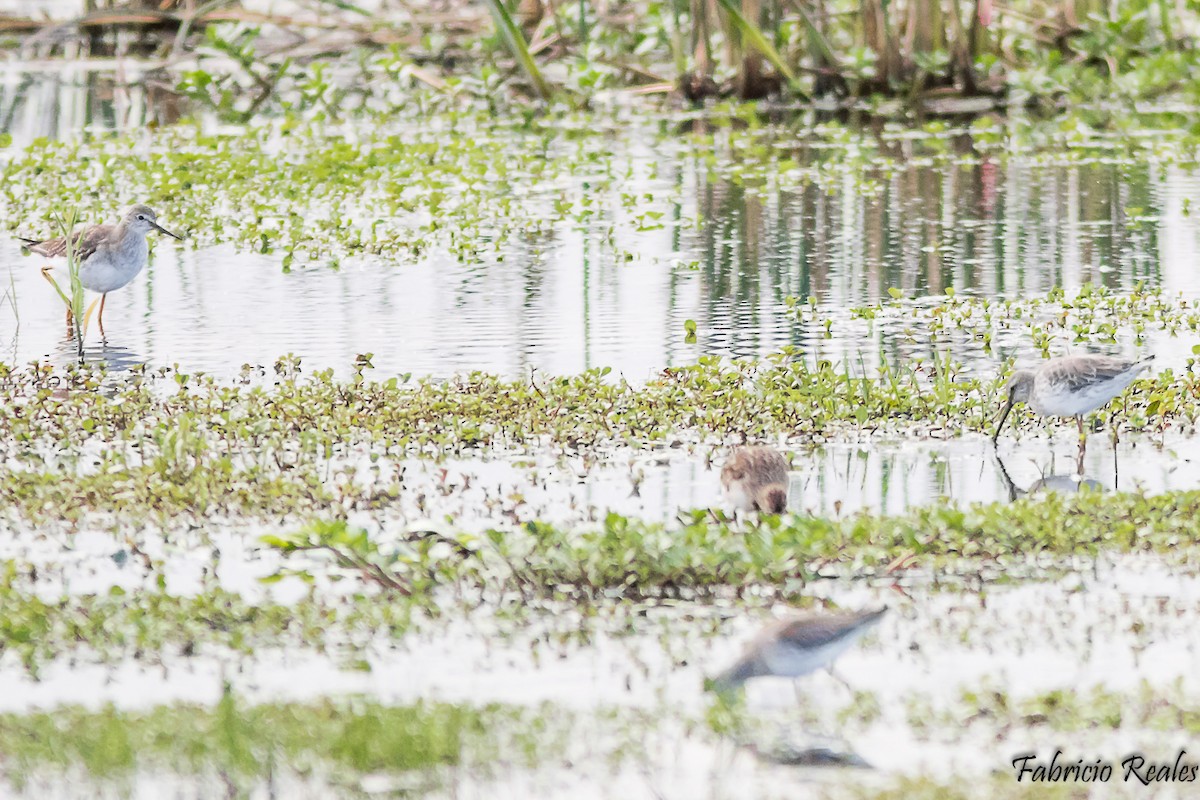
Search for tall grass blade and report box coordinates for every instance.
[483,0,554,100]
[714,0,805,95]
[669,0,687,74]
[50,209,88,354]
[309,0,372,15]
[780,0,841,69]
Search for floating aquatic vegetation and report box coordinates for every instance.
[3,104,1200,271]
[0,692,575,791]
[5,484,1200,677]
[0,350,1186,478]
[262,489,1200,600]
[0,568,419,678]
[792,284,1200,428]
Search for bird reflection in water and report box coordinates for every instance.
[994,449,1109,501]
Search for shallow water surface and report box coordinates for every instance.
[3,70,1200,799]
[2,555,1199,798]
[2,123,1200,379]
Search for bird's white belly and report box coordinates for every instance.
[1032,373,1137,416]
[761,638,852,678]
[79,249,145,294]
[723,480,755,511]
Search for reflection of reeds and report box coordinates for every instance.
[3,269,18,332]
[2,269,17,364]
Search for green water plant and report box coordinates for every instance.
[714,0,801,95]
[482,0,553,101]
[34,209,89,356]
[260,489,1200,600]
[0,564,426,677]
[0,351,1186,501]
[0,693,571,790]
[260,519,477,595]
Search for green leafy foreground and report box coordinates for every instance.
[1,351,1192,457]
[1,488,1197,677]
[264,489,1200,599]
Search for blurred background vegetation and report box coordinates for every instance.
[2,0,1198,113]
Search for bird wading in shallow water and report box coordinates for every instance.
[707,607,887,694]
[20,204,182,334]
[721,445,789,514]
[993,354,1156,456]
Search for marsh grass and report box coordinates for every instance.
[224,0,1200,105]
[7,0,1198,108]
[484,0,553,100]
[37,209,89,357]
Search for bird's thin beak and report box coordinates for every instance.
[993,396,1014,444]
[152,221,183,240]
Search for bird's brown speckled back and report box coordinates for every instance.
[721,446,789,513]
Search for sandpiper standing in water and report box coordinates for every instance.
[993,354,1155,455]
[20,204,182,333]
[708,607,887,694]
[721,445,789,514]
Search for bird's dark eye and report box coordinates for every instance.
[137,215,146,221]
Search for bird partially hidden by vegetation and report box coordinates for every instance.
[993,354,1156,452]
[19,204,182,333]
[721,445,789,514]
[707,607,888,694]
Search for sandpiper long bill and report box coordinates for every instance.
[19,204,182,331]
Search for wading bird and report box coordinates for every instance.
[708,607,887,694]
[20,204,182,333]
[993,355,1155,455]
[721,445,789,514]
